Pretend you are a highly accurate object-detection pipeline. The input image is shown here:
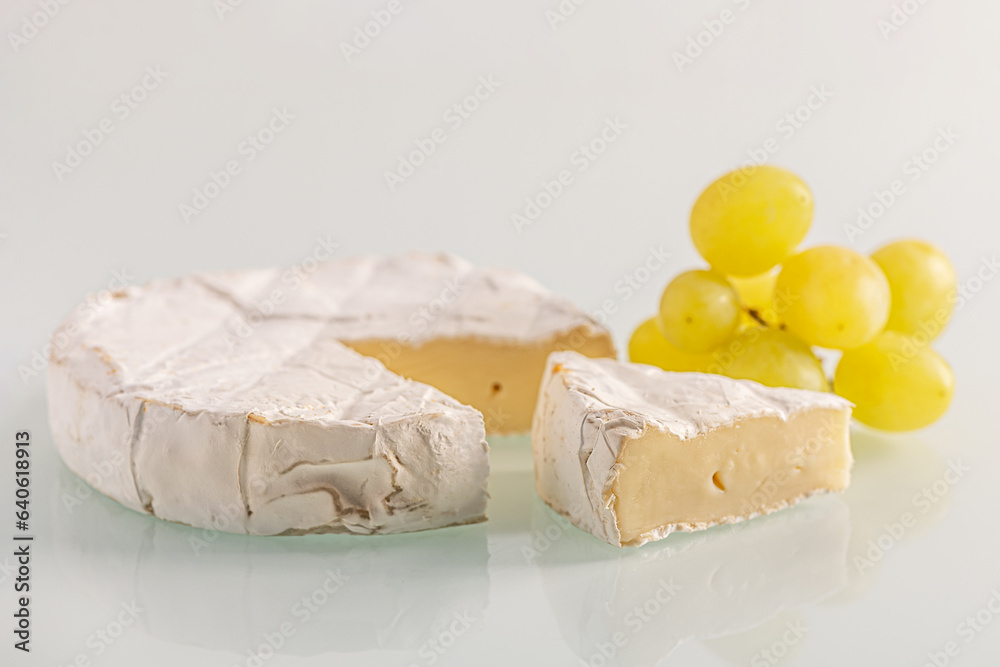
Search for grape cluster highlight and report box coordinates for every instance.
[630,165,955,432]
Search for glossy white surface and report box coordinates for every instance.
[2,0,1000,665]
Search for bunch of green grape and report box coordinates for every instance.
[629,165,956,432]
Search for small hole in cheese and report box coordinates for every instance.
[491,382,503,395]
[712,471,725,491]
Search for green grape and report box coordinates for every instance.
[713,327,829,392]
[871,239,956,341]
[834,331,954,431]
[730,269,780,327]
[690,165,813,276]
[656,270,740,353]
[776,245,890,349]
[628,317,715,372]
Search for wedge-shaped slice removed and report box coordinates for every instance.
[532,351,853,547]
[199,251,615,434]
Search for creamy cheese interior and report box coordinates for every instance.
[531,351,854,547]
[346,327,614,434]
[612,410,852,546]
[196,252,615,435]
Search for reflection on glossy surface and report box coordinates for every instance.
[36,413,974,666]
[825,427,951,603]
[534,493,850,666]
[702,609,810,666]
[52,463,490,659]
[485,434,540,535]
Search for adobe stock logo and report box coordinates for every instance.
[383,75,502,192]
[842,126,958,244]
[671,0,756,73]
[340,0,416,62]
[877,0,933,39]
[511,117,627,233]
[213,0,248,21]
[52,66,169,182]
[7,0,72,54]
[544,0,590,31]
[920,589,1000,667]
[588,245,672,326]
[750,621,807,667]
[178,107,295,223]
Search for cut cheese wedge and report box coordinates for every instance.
[532,351,853,547]
[198,251,615,434]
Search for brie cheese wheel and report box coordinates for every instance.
[47,272,490,536]
[195,251,615,434]
[532,351,853,547]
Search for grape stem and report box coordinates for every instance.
[747,309,768,327]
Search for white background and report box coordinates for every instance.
[2,1,1000,665]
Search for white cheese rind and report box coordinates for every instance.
[195,250,608,346]
[47,272,489,536]
[532,351,853,547]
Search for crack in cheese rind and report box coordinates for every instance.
[48,270,489,536]
[532,352,853,547]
